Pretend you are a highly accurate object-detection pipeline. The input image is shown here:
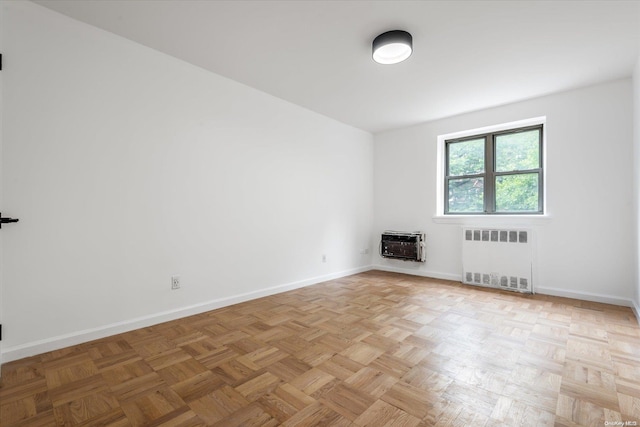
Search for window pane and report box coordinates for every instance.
[448,138,485,176]
[495,173,539,212]
[448,177,484,213]
[495,129,540,172]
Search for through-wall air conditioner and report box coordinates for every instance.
[380,231,426,262]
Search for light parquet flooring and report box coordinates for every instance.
[2,271,640,426]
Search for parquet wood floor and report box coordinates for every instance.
[2,271,640,426]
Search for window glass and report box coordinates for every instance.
[448,177,484,213]
[495,173,539,212]
[448,138,485,176]
[495,129,540,172]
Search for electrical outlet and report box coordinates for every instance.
[171,275,180,290]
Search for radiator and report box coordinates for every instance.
[461,228,533,293]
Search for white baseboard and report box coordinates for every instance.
[372,265,640,322]
[1,266,373,364]
[534,286,636,309]
[372,264,461,282]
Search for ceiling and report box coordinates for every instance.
[33,0,640,133]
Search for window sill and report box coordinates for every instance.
[432,214,552,226]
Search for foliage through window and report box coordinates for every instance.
[445,125,543,214]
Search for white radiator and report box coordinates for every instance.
[462,228,533,293]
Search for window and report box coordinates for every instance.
[445,124,543,214]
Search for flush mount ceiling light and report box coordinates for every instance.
[372,30,413,64]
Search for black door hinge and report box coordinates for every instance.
[0,324,2,341]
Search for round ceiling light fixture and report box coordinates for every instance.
[372,30,413,65]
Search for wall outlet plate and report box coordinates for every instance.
[171,275,180,290]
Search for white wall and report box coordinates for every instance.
[0,1,373,362]
[634,57,640,316]
[374,79,635,306]
[0,0,5,368]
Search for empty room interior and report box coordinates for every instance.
[2,0,640,426]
